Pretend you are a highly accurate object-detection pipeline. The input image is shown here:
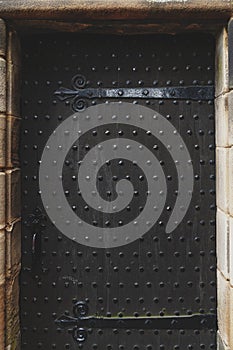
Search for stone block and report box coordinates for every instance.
[6,168,20,223]
[215,95,228,147]
[216,27,229,97]
[0,229,5,284]
[216,147,229,213]
[0,57,6,113]
[7,63,20,118]
[0,114,6,168]
[7,29,20,117]
[217,209,229,279]
[6,221,21,279]
[229,286,233,349]
[218,270,230,345]
[216,91,233,147]
[7,30,20,66]
[227,91,233,146]
[0,282,5,350]
[6,116,20,168]
[229,147,233,216]
[229,216,233,286]
[0,172,5,228]
[5,273,20,349]
[0,19,6,58]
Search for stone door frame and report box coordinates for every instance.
[0,1,231,349]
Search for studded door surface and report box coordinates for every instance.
[20,34,216,350]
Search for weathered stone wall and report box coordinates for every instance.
[216,26,233,350]
[0,20,21,350]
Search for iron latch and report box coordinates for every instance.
[25,208,47,276]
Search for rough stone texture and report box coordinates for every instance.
[7,64,20,118]
[217,269,231,346]
[0,57,6,113]
[215,94,229,147]
[0,230,5,286]
[0,23,6,350]
[3,23,21,350]
[229,147,233,217]
[227,91,233,146]
[229,216,233,286]
[0,282,5,350]
[215,92,233,148]
[7,30,21,117]
[0,114,6,168]
[5,272,20,350]
[6,221,21,279]
[0,19,6,58]
[7,29,20,66]
[216,147,229,213]
[217,209,229,279]
[0,171,5,229]
[218,331,231,350]
[5,332,20,350]
[216,28,229,98]
[229,286,233,349]
[6,168,20,224]
[0,0,231,20]
[6,116,20,168]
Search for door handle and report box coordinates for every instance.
[31,231,41,264]
[32,232,37,255]
[25,208,46,275]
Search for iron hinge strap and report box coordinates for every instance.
[55,313,216,330]
[56,302,216,342]
[55,85,214,102]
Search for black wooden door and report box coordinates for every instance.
[20,33,216,350]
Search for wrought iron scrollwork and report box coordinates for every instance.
[56,301,89,343]
[54,74,88,111]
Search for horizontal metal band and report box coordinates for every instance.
[56,313,216,330]
[55,86,214,101]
